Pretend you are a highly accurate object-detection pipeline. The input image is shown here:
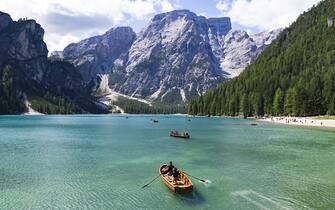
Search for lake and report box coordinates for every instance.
[0,115,334,209]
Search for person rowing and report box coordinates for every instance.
[172,167,180,183]
[167,161,174,175]
[161,161,174,175]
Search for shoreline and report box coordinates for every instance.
[258,116,335,129]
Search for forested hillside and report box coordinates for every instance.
[189,0,335,117]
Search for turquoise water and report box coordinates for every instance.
[0,115,334,209]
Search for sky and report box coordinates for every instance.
[0,0,322,52]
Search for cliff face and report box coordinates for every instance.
[61,27,136,83]
[0,11,106,114]
[0,12,48,81]
[0,12,12,32]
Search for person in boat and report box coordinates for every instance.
[170,131,179,136]
[162,161,174,175]
[172,167,180,183]
[184,132,189,137]
[167,161,174,176]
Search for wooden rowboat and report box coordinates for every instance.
[159,165,193,194]
[170,131,190,139]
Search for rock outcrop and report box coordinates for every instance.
[60,27,136,82]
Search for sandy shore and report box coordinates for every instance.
[259,116,335,128]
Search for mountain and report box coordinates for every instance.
[188,0,335,117]
[0,11,106,114]
[60,27,136,83]
[53,10,280,104]
[215,28,282,78]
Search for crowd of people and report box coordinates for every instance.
[268,117,323,126]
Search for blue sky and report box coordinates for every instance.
[0,0,321,51]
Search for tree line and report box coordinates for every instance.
[113,96,187,114]
[30,93,77,114]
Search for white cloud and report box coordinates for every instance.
[199,12,208,17]
[0,0,175,51]
[172,0,182,9]
[217,0,321,31]
[160,0,175,12]
[216,0,230,12]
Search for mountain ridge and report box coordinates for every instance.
[52,9,280,104]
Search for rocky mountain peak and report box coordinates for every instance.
[251,28,282,47]
[0,11,13,32]
[9,20,48,61]
[59,26,136,82]
[0,13,48,81]
[104,26,135,39]
[208,17,232,35]
[151,9,196,22]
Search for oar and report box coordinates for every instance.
[183,171,210,184]
[142,174,161,188]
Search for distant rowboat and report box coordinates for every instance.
[170,131,190,139]
[159,165,193,194]
[251,123,258,126]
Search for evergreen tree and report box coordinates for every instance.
[273,88,284,116]
[0,65,25,114]
[284,88,295,116]
[241,93,251,118]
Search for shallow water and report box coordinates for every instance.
[0,115,334,209]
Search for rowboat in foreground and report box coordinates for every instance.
[170,131,190,139]
[159,165,193,194]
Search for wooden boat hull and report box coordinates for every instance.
[170,134,190,139]
[159,165,193,194]
[169,132,190,139]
